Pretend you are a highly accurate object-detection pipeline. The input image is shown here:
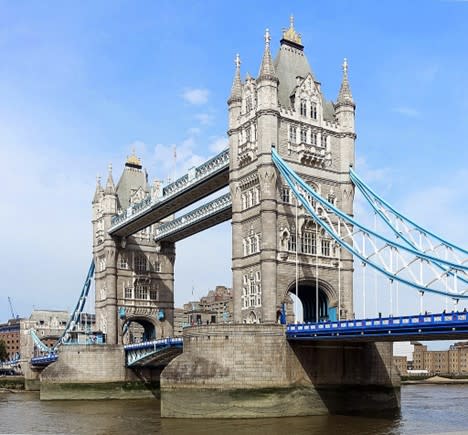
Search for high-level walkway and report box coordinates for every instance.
[109,149,229,238]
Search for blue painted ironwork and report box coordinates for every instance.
[110,148,229,230]
[350,168,468,289]
[29,260,95,364]
[287,311,468,341]
[271,148,468,299]
[30,353,58,367]
[124,337,183,366]
[154,192,231,241]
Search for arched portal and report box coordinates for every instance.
[287,280,331,323]
[122,317,156,344]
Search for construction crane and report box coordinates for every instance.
[7,296,18,319]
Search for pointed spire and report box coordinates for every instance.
[258,28,278,82]
[228,53,242,104]
[105,163,115,193]
[337,57,354,106]
[93,174,103,203]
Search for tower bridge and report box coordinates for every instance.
[27,17,468,418]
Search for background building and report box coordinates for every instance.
[0,318,21,360]
[412,342,468,375]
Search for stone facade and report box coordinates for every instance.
[393,356,408,375]
[93,155,175,344]
[228,18,355,324]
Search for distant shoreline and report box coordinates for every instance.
[402,376,468,385]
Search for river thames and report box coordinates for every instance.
[1,384,467,434]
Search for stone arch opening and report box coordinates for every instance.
[287,279,333,323]
[122,317,156,344]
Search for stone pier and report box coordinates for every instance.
[161,324,400,418]
[40,345,161,400]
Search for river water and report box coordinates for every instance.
[1,385,467,434]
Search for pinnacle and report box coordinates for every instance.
[337,58,354,106]
[228,53,242,104]
[258,28,278,82]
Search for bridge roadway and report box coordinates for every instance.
[287,311,468,342]
[109,149,229,238]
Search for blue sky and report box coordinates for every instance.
[1,0,468,349]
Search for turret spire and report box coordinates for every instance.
[337,57,354,106]
[93,174,103,203]
[228,53,242,104]
[258,28,277,82]
[105,163,115,193]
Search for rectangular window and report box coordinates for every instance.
[135,284,148,300]
[322,239,331,256]
[300,99,307,116]
[302,231,317,254]
[250,236,258,253]
[119,256,128,269]
[311,103,317,120]
[321,134,327,148]
[282,186,290,203]
[246,96,252,112]
[154,261,161,272]
[134,255,147,273]
[150,289,158,300]
[300,127,307,143]
[311,132,317,146]
[125,287,133,299]
[288,234,297,252]
[246,126,251,142]
[289,125,297,143]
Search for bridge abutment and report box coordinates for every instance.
[160,324,400,418]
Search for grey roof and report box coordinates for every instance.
[116,165,148,210]
[273,41,336,122]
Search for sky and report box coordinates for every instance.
[1,0,468,351]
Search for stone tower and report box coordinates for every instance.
[92,153,175,344]
[228,18,355,324]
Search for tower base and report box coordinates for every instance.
[161,324,400,418]
[39,345,160,400]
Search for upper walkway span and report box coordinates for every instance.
[109,149,229,238]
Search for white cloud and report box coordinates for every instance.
[208,136,228,153]
[181,88,210,105]
[392,106,421,118]
[194,112,214,125]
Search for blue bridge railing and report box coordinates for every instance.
[287,311,468,341]
[30,353,58,367]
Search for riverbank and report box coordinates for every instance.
[402,375,468,385]
[0,376,25,391]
